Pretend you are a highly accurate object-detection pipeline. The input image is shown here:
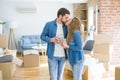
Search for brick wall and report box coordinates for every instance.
[98,0,120,64]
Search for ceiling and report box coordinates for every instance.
[5,0,88,3]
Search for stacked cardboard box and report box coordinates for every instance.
[23,50,39,67]
[23,54,39,67]
[115,66,120,80]
[0,70,2,80]
[0,62,16,80]
[93,34,113,71]
[94,34,113,44]
[93,44,113,61]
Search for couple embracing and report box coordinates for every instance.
[40,8,84,80]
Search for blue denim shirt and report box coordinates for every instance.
[40,19,67,59]
[68,30,84,66]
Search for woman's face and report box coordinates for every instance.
[65,18,72,26]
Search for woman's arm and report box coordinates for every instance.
[69,31,82,51]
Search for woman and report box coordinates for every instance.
[62,17,85,80]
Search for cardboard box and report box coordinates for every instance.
[0,70,2,80]
[94,44,113,54]
[93,44,113,71]
[93,53,110,62]
[0,62,16,80]
[92,53,110,71]
[94,34,113,44]
[23,54,39,67]
[0,34,8,48]
[115,66,120,80]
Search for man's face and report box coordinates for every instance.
[61,14,70,24]
[65,18,72,26]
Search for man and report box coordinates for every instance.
[40,8,70,80]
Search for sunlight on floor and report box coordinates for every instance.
[40,63,48,67]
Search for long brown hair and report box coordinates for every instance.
[67,17,82,43]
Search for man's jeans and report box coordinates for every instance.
[71,60,84,80]
[48,57,66,80]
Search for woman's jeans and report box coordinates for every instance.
[71,60,84,80]
[48,57,66,80]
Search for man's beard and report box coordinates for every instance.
[61,17,65,24]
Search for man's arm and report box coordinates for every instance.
[40,23,57,43]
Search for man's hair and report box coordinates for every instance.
[57,8,70,17]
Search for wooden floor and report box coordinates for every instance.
[13,55,114,80]
[13,56,73,80]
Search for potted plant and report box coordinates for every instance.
[0,20,6,34]
[0,21,6,25]
[37,41,41,47]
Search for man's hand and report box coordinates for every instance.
[50,37,57,43]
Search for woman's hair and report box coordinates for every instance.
[67,17,82,43]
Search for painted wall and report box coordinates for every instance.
[98,0,120,64]
[0,0,73,42]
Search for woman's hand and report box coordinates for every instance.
[61,39,69,49]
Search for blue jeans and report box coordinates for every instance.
[71,60,84,80]
[48,57,66,80]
